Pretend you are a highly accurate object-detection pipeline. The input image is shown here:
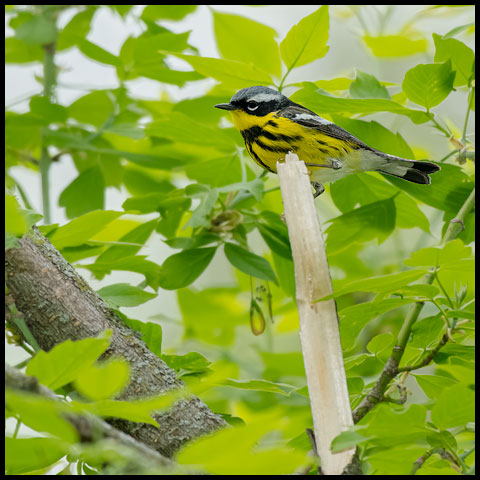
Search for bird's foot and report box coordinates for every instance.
[312,182,325,198]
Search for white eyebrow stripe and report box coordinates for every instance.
[293,113,333,125]
[249,92,282,103]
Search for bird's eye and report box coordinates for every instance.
[247,101,259,111]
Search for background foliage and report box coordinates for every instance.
[5,5,475,475]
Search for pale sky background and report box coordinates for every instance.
[5,5,475,362]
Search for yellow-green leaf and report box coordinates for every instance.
[213,11,281,77]
[363,34,428,57]
[164,53,273,88]
[26,332,112,390]
[74,358,130,400]
[280,5,329,70]
[402,61,455,110]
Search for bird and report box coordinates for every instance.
[215,86,440,197]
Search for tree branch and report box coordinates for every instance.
[397,331,449,373]
[5,227,226,457]
[5,363,180,474]
[352,187,475,424]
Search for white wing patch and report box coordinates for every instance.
[292,113,333,125]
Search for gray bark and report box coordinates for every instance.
[5,227,226,457]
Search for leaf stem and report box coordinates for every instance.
[429,113,451,138]
[433,270,455,309]
[461,87,474,144]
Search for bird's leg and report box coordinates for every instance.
[311,182,325,198]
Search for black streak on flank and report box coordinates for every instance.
[241,126,263,143]
[245,142,275,172]
[255,138,291,154]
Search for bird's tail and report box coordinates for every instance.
[375,154,440,185]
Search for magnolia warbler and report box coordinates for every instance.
[215,86,440,197]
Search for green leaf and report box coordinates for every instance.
[433,33,475,86]
[340,298,414,350]
[402,61,455,110]
[325,196,397,254]
[97,283,156,307]
[363,33,428,57]
[74,358,130,400]
[166,53,273,88]
[331,117,414,160]
[162,351,211,374]
[217,178,265,203]
[177,417,307,475]
[442,22,475,39]
[426,430,458,453]
[26,332,112,390]
[431,384,475,429]
[224,242,277,283]
[5,193,27,237]
[5,36,44,63]
[257,222,292,260]
[133,31,191,62]
[123,319,162,357]
[185,188,219,229]
[29,96,68,123]
[260,351,305,378]
[404,239,473,268]
[361,403,429,444]
[413,374,457,400]
[6,389,78,443]
[59,166,105,218]
[48,210,123,249]
[177,287,246,345]
[15,14,57,46]
[409,315,445,349]
[88,256,160,290]
[95,219,158,264]
[271,251,295,298]
[291,83,430,124]
[68,90,114,127]
[132,65,204,86]
[78,39,122,67]
[185,155,243,188]
[367,333,394,356]
[385,163,472,213]
[330,170,430,234]
[221,378,297,395]
[165,233,220,250]
[349,70,391,99]
[75,395,175,426]
[157,247,218,290]
[213,11,281,77]
[5,437,68,475]
[331,429,370,453]
[280,5,329,70]
[323,269,428,300]
[141,4,197,21]
[146,111,235,152]
[57,7,96,51]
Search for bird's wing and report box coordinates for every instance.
[278,104,368,148]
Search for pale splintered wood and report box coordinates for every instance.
[277,153,355,475]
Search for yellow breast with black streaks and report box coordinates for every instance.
[229,110,358,175]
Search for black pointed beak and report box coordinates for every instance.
[214,102,237,111]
